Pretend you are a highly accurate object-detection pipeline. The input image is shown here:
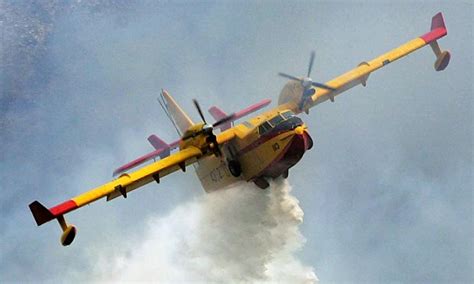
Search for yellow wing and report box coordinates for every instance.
[278,12,450,114]
[29,146,202,228]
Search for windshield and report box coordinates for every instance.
[281,111,295,119]
[269,115,284,126]
[258,110,301,134]
[258,111,298,135]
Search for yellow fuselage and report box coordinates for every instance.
[195,110,312,192]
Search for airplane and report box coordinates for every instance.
[29,12,450,246]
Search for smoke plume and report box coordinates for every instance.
[96,180,317,283]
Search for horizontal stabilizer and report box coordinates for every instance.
[29,201,55,226]
[113,138,181,176]
[208,106,232,130]
[208,99,271,130]
[234,99,271,119]
[148,134,171,158]
[147,135,168,150]
[208,106,227,121]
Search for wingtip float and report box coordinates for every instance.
[29,200,77,246]
[29,12,450,246]
[421,12,450,71]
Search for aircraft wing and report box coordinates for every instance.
[112,138,181,177]
[281,12,450,114]
[29,146,202,228]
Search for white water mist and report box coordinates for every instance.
[96,180,317,283]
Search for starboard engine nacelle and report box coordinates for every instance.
[278,80,305,107]
[277,51,336,112]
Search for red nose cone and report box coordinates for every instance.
[296,130,313,151]
[303,131,314,150]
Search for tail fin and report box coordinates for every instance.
[158,90,194,135]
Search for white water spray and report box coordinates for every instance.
[96,180,317,283]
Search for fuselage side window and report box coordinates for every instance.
[269,114,285,126]
[258,121,272,134]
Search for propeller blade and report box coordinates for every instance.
[311,81,336,91]
[193,99,207,124]
[278,73,301,82]
[213,113,236,127]
[307,51,315,77]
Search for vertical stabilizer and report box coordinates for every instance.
[159,90,194,135]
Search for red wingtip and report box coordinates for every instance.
[49,200,78,216]
[420,12,447,44]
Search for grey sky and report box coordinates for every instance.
[1,1,472,282]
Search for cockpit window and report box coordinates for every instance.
[242,121,253,129]
[269,114,285,126]
[281,111,295,120]
[258,111,297,134]
[258,121,272,134]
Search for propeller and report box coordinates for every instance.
[182,99,235,142]
[193,99,207,124]
[279,51,336,109]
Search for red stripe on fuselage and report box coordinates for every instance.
[238,130,292,156]
[252,135,296,179]
[50,200,78,216]
[253,132,309,179]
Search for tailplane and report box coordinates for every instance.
[208,99,271,131]
[208,106,232,130]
